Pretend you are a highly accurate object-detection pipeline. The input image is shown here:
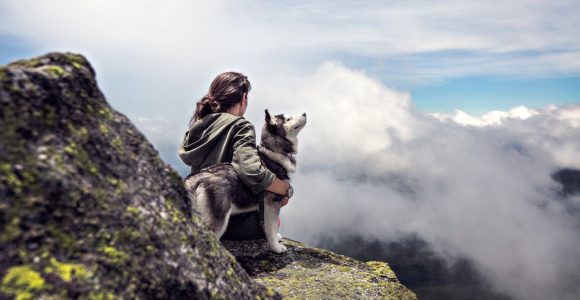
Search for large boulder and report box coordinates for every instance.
[0,52,278,299]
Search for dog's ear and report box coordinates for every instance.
[265,109,275,124]
[265,109,279,134]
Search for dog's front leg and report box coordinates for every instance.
[263,194,287,253]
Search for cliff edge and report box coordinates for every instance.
[224,239,417,299]
[0,52,415,299]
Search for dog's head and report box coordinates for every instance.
[261,110,307,154]
[264,109,307,139]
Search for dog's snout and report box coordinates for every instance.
[302,113,307,117]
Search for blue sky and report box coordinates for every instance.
[410,75,580,114]
[1,0,579,117]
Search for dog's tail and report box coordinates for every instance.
[183,176,200,208]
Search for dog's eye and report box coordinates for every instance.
[286,118,291,121]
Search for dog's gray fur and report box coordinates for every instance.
[184,110,307,253]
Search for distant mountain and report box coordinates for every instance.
[553,168,580,195]
[318,235,511,300]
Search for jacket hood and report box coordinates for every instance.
[179,113,243,170]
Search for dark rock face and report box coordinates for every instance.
[0,53,278,299]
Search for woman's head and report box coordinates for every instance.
[191,72,251,124]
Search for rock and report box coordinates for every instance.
[0,52,279,299]
[223,239,417,299]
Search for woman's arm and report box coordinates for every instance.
[232,120,278,194]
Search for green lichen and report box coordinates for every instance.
[126,206,139,215]
[111,135,124,153]
[0,68,7,80]
[99,122,109,135]
[64,142,77,155]
[0,265,46,300]
[44,105,58,126]
[114,180,126,195]
[153,154,162,165]
[63,141,98,175]
[88,292,117,300]
[367,261,398,281]
[63,53,87,69]
[0,217,21,243]
[107,176,119,186]
[1,163,23,195]
[45,258,89,282]
[265,287,277,297]
[165,197,187,224]
[67,123,89,142]
[11,57,41,69]
[88,165,98,175]
[101,246,129,265]
[98,107,113,120]
[226,267,235,278]
[48,226,76,254]
[41,65,66,78]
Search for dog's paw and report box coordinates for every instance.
[277,233,284,242]
[269,242,288,254]
[286,165,296,174]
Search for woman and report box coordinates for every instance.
[179,72,290,239]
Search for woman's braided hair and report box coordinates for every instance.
[190,72,251,125]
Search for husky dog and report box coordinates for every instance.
[184,110,307,253]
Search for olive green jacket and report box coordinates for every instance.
[179,113,275,194]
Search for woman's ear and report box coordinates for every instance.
[242,93,248,108]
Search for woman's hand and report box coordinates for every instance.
[266,178,291,196]
[281,197,289,208]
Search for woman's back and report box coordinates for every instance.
[179,112,275,195]
[180,113,244,173]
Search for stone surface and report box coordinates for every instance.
[223,238,417,300]
[0,52,278,299]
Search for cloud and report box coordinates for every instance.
[248,63,580,300]
[431,106,540,126]
[2,0,580,83]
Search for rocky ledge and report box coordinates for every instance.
[0,52,415,299]
[223,239,417,299]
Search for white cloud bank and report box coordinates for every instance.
[253,63,580,300]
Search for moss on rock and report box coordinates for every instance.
[0,265,46,300]
[223,239,417,299]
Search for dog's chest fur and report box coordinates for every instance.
[258,145,296,181]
